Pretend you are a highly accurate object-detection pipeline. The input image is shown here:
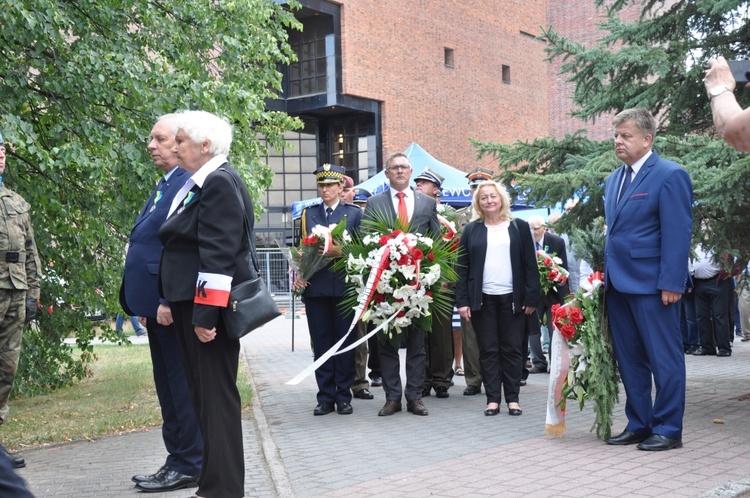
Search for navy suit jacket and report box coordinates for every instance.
[603,150,693,295]
[301,202,362,298]
[120,167,189,318]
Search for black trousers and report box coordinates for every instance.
[694,277,734,353]
[171,301,244,498]
[472,293,525,405]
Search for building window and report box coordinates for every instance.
[444,47,454,68]
[328,116,377,183]
[288,16,334,97]
[502,64,511,84]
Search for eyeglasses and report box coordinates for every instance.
[387,165,410,172]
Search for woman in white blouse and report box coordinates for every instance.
[455,182,540,416]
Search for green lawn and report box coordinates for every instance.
[3,343,252,450]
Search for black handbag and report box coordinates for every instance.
[220,170,281,339]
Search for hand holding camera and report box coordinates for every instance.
[705,56,750,100]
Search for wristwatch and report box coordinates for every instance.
[708,85,732,100]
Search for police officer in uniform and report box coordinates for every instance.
[294,164,362,415]
[0,132,41,469]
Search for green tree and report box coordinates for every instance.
[473,0,750,267]
[1,0,301,395]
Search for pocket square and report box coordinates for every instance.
[629,192,649,199]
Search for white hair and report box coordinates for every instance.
[174,110,233,156]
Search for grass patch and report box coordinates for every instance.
[3,343,253,451]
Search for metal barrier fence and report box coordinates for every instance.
[256,248,299,313]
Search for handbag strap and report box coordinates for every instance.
[220,168,261,275]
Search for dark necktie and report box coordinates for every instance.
[396,192,408,226]
[326,206,333,224]
[617,166,633,204]
[536,241,541,251]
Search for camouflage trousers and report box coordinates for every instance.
[0,289,26,425]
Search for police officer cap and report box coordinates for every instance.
[466,166,493,187]
[353,188,371,203]
[314,163,346,184]
[413,167,444,188]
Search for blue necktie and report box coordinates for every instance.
[618,166,633,204]
[326,207,333,224]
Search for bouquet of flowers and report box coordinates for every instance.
[549,270,620,439]
[337,214,458,348]
[436,203,459,243]
[537,250,569,294]
[286,217,350,297]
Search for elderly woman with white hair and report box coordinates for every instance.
[158,110,254,498]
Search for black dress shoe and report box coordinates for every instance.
[422,387,432,397]
[378,400,402,416]
[0,443,24,469]
[353,388,374,399]
[484,407,500,416]
[132,464,169,484]
[692,347,716,356]
[637,434,683,451]
[520,379,527,386]
[717,349,732,357]
[313,402,335,416]
[407,399,428,416]
[370,376,382,387]
[134,469,198,492]
[434,386,449,398]
[528,366,547,374]
[605,430,650,445]
[508,408,522,416]
[337,402,353,414]
[463,385,482,396]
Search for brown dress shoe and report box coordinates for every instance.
[407,399,429,416]
[378,400,402,416]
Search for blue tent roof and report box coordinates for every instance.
[289,142,550,220]
[291,142,473,219]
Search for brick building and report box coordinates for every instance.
[259,0,637,242]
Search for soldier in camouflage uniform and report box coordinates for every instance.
[0,132,41,469]
[456,167,493,396]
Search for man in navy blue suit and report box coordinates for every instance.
[120,115,203,491]
[603,109,693,451]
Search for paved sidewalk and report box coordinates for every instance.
[17,315,750,497]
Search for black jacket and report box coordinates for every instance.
[455,217,540,313]
[159,165,255,328]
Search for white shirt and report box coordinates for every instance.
[389,187,414,220]
[482,221,513,295]
[167,154,228,218]
[693,245,720,279]
[619,150,652,195]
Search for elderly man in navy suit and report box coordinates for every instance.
[120,115,203,491]
[603,108,693,451]
[364,153,440,417]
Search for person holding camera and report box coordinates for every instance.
[705,56,750,152]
